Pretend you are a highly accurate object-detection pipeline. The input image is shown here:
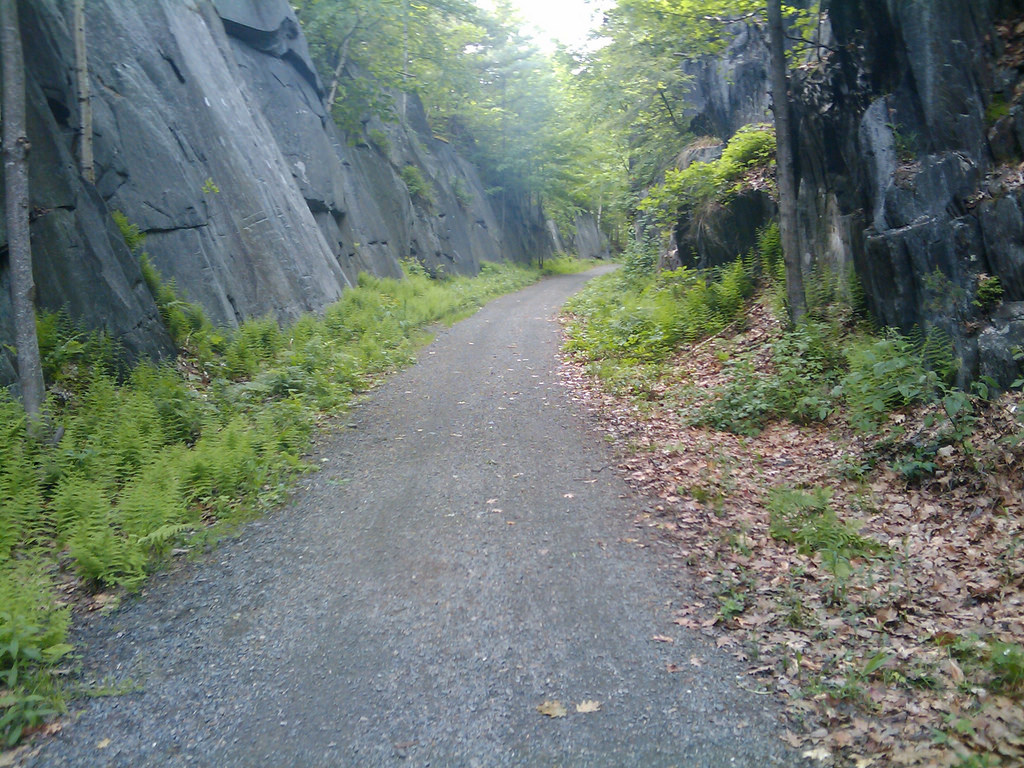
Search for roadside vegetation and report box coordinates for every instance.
[562,233,1024,767]
[0,245,592,747]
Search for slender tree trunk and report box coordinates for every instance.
[1,0,45,419]
[72,0,93,182]
[766,0,807,324]
[326,29,355,110]
[401,0,409,119]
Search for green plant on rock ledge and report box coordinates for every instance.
[400,164,435,207]
[451,177,473,208]
[367,128,391,155]
[638,123,775,228]
[973,274,1004,312]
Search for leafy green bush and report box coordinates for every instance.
[988,641,1024,693]
[565,252,753,371]
[400,164,435,206]
[838,329,951,432]
[0,562,71,745]
[974,274,1004,311]
[451,176,473,208]
[696,319,844,434]
[639,123,775,227]
[367,127,391,155]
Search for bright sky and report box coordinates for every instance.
[487,0,609,52]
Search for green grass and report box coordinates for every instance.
[0,255,563,746]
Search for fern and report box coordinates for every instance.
[839,329,947,432]
[768,486,882,575]
[68,515,147,590]
[0,398,44,561]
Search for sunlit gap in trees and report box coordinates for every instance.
[475,0,611,53]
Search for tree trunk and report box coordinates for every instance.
[326,26,356,110]
[1,0,45,419]
[766,0,807,325]
[73,0,93,182]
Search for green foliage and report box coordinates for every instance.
[767,487,882,577]
[36,310,121,387]
[988,641,1024,693]
[565,243,753,374]
[974,274,1004,311]
[137,245,223,362]
[399,164,435,206]
[451,176,473,208]
[985,92,1010,126]
[639,123,776,227]
[619,236,658,284]
[838,329,952,432]
[696,318,844,434]
[0,562,71,745]
[111,210,146,253]
[367,128,391,155]
[888,123,918,163]
[756,222,784,283]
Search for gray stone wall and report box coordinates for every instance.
[1,0,553,387]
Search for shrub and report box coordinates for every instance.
[400,164,435,206]
[839,329,951,432]
[974,274,1004,311]
[367,127,391,155]
[564,247,754,384]
[638,123,776,227]
[451,177,473,208]
[695,318,843,434]
[0,562,71,745]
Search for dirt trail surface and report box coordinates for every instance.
[29,268,806,767]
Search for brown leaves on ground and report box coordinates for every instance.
[558,307,1024,767]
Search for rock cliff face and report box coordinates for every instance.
[790,0,1024,387]
[676,0,1024,386]
[1,0,554,388]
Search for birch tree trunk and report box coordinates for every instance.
[766,0,807,324]
[1,0,45,419]
[73,0,94,182]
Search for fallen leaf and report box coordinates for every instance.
[802,746,831,762]
[96,738,111,749]
[576,700,602,713]
[486,498,498,505]
[689,656,702,666]
[537,700,567,718]
[652,634,675,644]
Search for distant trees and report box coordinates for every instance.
[1,0,45,419]
[576,0,812,323]
[294,0,617,237]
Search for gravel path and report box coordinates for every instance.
[29,268,806,767]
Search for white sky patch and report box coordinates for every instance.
[479,0,609,52]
